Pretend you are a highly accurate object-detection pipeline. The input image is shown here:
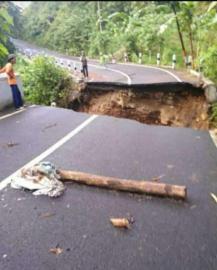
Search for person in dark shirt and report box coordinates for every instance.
[80,51,88,78]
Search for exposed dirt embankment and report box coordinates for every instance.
[69,88,209,130]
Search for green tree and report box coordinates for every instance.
[18,0,217,77]
[0,2,13,64]
[7,2,23,38]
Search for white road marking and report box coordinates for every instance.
[0,105,36,121]
[0,114,98,190]
[0,108,26,120]
[118,62,182,82]
[16,42,182,84]
[59,58,132,85]
[88,63,132,85]
[20,47,132,85]
[106,67,132,85]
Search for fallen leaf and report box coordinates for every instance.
[128,216,135,224]
[40,212,55,218]
[210,193,217,203]
[49,247,63,255]
[110,218,130,229]
[7,142,19,147]
[152,174,165,182]
[42,123,57,131]
[0,142,19,148]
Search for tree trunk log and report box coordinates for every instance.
[59,170,187,200]
[189,27,195,69]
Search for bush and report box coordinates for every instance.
[203,46,217,84]
[130,53,139,63]
[17,55,74,106]
[113,47,126,62]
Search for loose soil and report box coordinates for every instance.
[69,88,209,130]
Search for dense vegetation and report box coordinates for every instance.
[16,55,74,106]
[20,1,217,82]
[1,1,217,82]
[0,1,22,65]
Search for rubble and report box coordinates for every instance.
[10,162,65,197]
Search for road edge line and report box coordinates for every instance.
[104,66,132,85]
[0,108,26,121]
[118,62,182,82]
[0,114,98,191]
[84,62,132,85]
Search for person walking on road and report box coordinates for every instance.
[0,54,24,110]
[80,51,88,78]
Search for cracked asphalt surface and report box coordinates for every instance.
[0,38,216,270]
[0,106,217,270]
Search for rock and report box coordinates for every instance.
[204,82,217,103]
[165,97,174,106]
[127,90,135,98]
[126,103,136,109]
[201,113,207,121]
[70,91,82,102]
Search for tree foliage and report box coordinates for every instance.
[0,1,22,65]
[13,1,217,83]
[16,55,74,106]
[0,2,12,64]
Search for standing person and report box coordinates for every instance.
[124,52,128,63]
[80,51,88,78]
[0,54,24,110]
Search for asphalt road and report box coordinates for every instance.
[12,39,182,85]
[0,105,217,270]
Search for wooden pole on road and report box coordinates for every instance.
[59,170,187,200]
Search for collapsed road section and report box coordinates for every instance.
[68,82,209,130]
[0,103,217,270]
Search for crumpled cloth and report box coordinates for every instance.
[10,161,65,197]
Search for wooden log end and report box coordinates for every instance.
[110,218,130,229]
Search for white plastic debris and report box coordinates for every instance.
[10,162,65,197]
